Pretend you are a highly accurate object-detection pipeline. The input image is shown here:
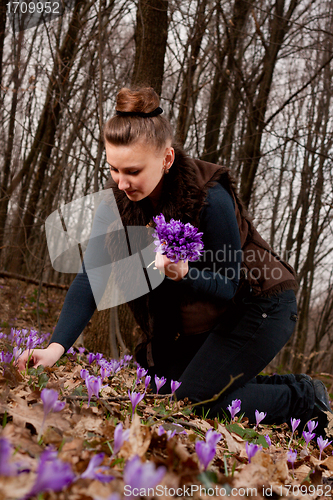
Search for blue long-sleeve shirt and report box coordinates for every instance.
[49,182,241,352]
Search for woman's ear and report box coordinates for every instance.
[163,146,175,171]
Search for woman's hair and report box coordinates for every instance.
[103,87,173,150]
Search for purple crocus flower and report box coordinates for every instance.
[317,436,332,460]
[1,351,13,363]
[170,379,182,394]
[0,438,20,476]
[41,388,65,415]
[137,366,148,381]
[78,347,86,356]
[109,359,121,375]
[152,213,204,263]
[205,429,222,448]
[195,429,221,470]
[287,448,297,476]
[128,390,145,417]
[80,453,114,482]
[158,424,186,439]
[144,375,151,391]
[245,442,262,463]
[289,418,301,445]
[80,368,89,380]
[87,352,96,364]
[287,449,297,464]
[123,455,166,498]
[166,429,177,440]
[265,435,271,447]
[195,441,216,470]
[13,346,23,363]
[39,389,65,439]
[94,352,104,363]
[307,420,318,433]
[25,332,40,350]
[155,375,167,394]
[227,399,241,421]
[113,422,130,455]
[100,365,111,381]
[16,336,24,348]
[303,430,316,450]
[123,354,133,366]
[23,448,75,499]
[291,418,301,433]
[85,375,104,406]
[254,410,266,428]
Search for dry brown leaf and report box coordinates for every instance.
[322,455,333,471]
[252,450,289,483]
[2,422,42,456]
[324,411,333,439]
[119,414,151,459]
[233,462,268,490]
[1,394,71,437]
[218,425,246,456]
[189,418,212,434]
[168,439,191,462]
[295,463,313,482]
[0,473,35,500]
[59,438,84,464]
[72,415,104,438]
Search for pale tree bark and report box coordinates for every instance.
[202,0,251,164]
[292,78,332,372]
[0,0,6,94]
[8,0,91,272]
[88,0,169,356]
[240,0,299,209]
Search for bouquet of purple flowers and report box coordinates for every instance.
[151,213,204,263]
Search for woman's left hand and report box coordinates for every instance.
[155,252,189,281]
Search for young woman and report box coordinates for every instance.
[18,87,332,434]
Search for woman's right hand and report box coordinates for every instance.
[16,343,65,371]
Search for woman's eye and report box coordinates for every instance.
[110,167,139,175]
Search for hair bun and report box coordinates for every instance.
[116,87,160,114]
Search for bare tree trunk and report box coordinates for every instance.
[0,0,6,93]
[240,0,298,208]
[0,29,24,255]
[8,0,88,273]
[307,285,333,373]
[131,0,168,95]
[175,0,209,145]
[202,0,250,164]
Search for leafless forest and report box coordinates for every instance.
[1,0,333,373]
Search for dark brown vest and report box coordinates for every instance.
[104,152,298,365]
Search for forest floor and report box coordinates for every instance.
[1,276,333,500]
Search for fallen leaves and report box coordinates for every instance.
[1,348,333,500]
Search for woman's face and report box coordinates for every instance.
[105,140,174,204]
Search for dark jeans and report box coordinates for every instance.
[150,288,315,425]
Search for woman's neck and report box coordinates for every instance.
[148,174,164,210]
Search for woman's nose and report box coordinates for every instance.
[118,175,131,190]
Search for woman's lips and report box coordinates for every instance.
[125,190,136,195]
